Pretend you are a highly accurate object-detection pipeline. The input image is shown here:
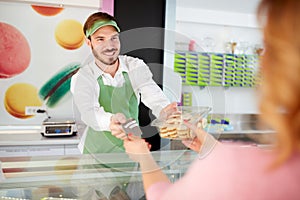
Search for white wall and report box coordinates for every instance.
[163,1,262,114]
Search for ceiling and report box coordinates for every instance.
[176,0,261,14]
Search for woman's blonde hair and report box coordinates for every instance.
[257,0,300,166]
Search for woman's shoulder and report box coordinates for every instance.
[205,142,275,167]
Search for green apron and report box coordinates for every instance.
[81,72,143,199]
[83,72,139,154]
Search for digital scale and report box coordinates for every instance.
[41,118,77,137]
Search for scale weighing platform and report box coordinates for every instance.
[41,118,77,137]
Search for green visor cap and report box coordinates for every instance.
[85,20,120,37]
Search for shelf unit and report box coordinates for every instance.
[174,50,260,88]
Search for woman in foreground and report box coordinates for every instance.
[123,0,300,199]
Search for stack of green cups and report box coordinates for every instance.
[198,53,210,86]
[186,52,199,86]
[224,54,235,87]
[210,53,223,86]
[243,55,256,87]
[174,52,186,84]
[182,92,192,106]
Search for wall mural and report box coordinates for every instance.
[0,2,99,125]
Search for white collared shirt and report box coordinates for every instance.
[71,55,170,131]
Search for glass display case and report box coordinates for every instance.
[0,150,196,199]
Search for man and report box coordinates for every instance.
[70,12,176,199]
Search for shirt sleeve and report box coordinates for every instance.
[70,67,112,131]
[147,182,172,200]
[127,57,170,117]
[145,147,222,200]
[145,143,280,200]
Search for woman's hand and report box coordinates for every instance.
[123,134,151,163]
[109,113,127,140]
[182,137,202,153]
[181,120,208,152]
[124,135,170,190]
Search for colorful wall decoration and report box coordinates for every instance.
[0,1,101,125]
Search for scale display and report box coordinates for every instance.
[41,118,76,137]
[45,126,72,134]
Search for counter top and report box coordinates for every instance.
[0,114,276,147]
[0,125,83,146]
[0,133,80,146]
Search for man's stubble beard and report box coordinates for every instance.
[92,45,119,66]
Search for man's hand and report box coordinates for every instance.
[159,102,178,120]
[109,113,127,140]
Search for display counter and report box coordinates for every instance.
[0,114,276,156]
[0,113,276,199]
[170,114,276,150]
[0,150,196,199]
[210,113,276,145]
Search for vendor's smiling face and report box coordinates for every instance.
[89,25,120,66]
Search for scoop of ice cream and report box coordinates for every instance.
[0,22,31,78]
[55,19,84,50]
[4,83,42,119]
[31,5,64,16]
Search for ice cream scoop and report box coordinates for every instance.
[31,5,64,16]
[0,22,31,78]
[55,19,84,50]
[4,83,42,119]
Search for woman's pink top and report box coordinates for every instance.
[147,143,300,200]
